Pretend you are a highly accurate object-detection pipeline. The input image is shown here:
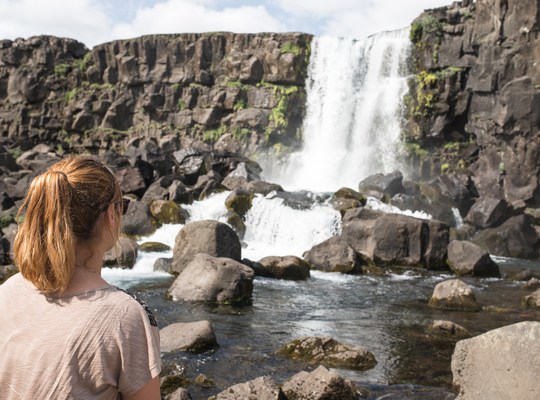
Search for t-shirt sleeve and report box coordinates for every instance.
[114,293,162,396]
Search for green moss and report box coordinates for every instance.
[233,98,246,111]
[404,141,429,159]
[203,125,227,142]
[54,63,69,77]
[73,52,93,72]
[232,127,250,141]
[281,41,302,56]
[65,88,78,102]
[177,99,186,111]
[441,162,450,174]
[410,15,442,44]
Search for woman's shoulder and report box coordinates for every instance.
[109,286,159,328]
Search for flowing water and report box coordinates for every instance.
[264,30,410,192]
[102,31,540,399]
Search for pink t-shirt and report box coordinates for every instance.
[0,273,161,399]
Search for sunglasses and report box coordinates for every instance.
[118,197,131,215]
[99,197,130,215]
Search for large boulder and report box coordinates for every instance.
[121,200,158,237]
[281,365,359,400]
[171,220,241,274]
[303,236,363,274]
[341,213,449,269]
[428,279,481,311]
[160,321,218,353]
[149,200,188,224]
[358,171,405,197]
[277,336,376,371]
[213,376,283,400]
[252,256,310,280]
[451,321,540,400]
[447,240,500,277]
[472,215,540,259]
[465,196,509,229]
[167,254,254,305]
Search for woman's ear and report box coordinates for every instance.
[104,203,117,226]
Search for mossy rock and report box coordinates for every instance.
[226,211,246,239]
[332,187,367,204]
[224,188,253,218]
[149,200,188,224]
[139,241,171,252]
[194,374,215,388]
[277,336,376,371]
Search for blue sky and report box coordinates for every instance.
[0,0,453,48]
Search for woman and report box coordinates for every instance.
[0,155,161,399]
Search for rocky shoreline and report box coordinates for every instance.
[1,143,540,399]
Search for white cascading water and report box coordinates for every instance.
[267,30,411,192]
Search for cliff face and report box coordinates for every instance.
[0,33,311,155]
[405,0,540,206]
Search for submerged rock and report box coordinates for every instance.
[278,336,376,371]
[522,289,540,310]
[427,320,471,341]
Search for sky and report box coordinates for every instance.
[0,0,453,48]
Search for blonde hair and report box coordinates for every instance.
[13,155,122,294]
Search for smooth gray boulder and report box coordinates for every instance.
[171,220,241,274]
[253,255,310,280]
[447,240,500,277]
[451,321,540,400]
[281,365,359,400]
[160,320,218,353]
[465,196,509,229]
[341,213,449,269]
[167,253,254,305]
[213,376,283,400]
[303,236,363,274]
[428,279,481,311]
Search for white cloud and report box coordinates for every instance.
[111,0,287,42]
[276,0,453,39]
[0,0,456,47]
[0,0,111,47]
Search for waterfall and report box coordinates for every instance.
[242,194,341,260]
[268,29,411,192]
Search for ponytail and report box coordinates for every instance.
[13,156,121,294]
[14,170,76,293]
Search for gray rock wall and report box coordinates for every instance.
[0,33,312,156]
[405,0,540,207]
